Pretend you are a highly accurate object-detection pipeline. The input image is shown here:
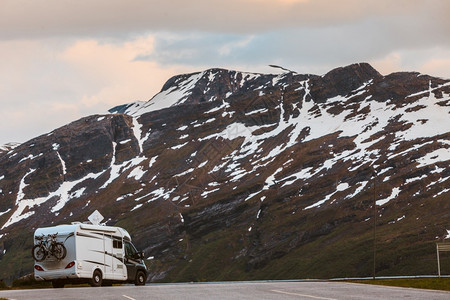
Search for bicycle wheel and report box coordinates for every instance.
[52,242,67,260]
[32,245,46,262]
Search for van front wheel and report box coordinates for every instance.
[135,270,146,286]
[90,269,102,287]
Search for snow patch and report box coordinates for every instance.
[336,183,349,191]
[148,156,158,168]
[128,166,146,180]
[2,168,104,228]
[0,208,11,217]
[405,174,427,184]
[304,182,350,210]
[346,181,368,199]
[171,142,188,150]
[245,107,269,116]
[56,152,67,175]
[174,168,194,177]
[433,188,450,198]
[119,139,131,145]
[19,153,43,163]
[129,71,204,116]
[417,148,450,168]
[131,204,143,211]
[132,117,144,153]
[376,187,401,206]
[70,187,86,199]
[198,161,208,168]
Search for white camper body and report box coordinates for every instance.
[33,222,147,287]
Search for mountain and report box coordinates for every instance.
[0,63,449,283]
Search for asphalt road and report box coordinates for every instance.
[0,281,449,300]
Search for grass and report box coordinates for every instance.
[348,277,450,292]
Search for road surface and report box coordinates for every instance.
[0,281,449,299]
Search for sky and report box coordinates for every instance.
[1,0,450,145]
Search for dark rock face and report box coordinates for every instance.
[310,63,382,102]
[0,63,449,283]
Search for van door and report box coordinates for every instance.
[112,237,126,280]
[103,234,114,280]
[124,241,140,281]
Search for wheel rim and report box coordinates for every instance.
[52,243,66,260]
[33,246,46,261]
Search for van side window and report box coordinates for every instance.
[113,239,122,249]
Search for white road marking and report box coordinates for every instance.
[122,295,136,300]
[271,289,337,300]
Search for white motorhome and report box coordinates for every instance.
[33,222,147,288]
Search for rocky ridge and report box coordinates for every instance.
[0,63,449,282]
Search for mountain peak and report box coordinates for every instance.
[324,63,381,79]
[309,63,382,102]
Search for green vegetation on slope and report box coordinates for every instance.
[349,277,450,291]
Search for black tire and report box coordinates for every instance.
[90,269,103,287]
[52,280,65,288]
[32,245,46,262]
[52,242,67,260]
[135,270,146,286]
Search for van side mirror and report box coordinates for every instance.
[133,251,144,260]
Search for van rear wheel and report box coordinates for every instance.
[90,269,102,287]
[135,270,146,286]
[52,280,65,288]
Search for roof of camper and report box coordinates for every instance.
[34,222,131,240]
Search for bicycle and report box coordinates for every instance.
[32,233,67,262]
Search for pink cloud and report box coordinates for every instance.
[420,58,450,79]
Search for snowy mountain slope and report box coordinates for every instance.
[109,67,311,116]
[0,63,449,282]
[0,143,20,156]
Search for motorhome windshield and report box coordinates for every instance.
[125,241,138,258]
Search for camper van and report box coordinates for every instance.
[33,222,147,288]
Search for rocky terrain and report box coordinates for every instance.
[0,63,449,282]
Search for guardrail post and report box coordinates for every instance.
[437,243,441,278]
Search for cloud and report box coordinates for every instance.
[1,0,449,145]
[57,36,198,109]
[370,46,450,78]
[370,53,403,76]
[0,0,447,38]
[0,35,194,144]
[2,1,449,75]
[140,18,438,76]
[417,55,450,79]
